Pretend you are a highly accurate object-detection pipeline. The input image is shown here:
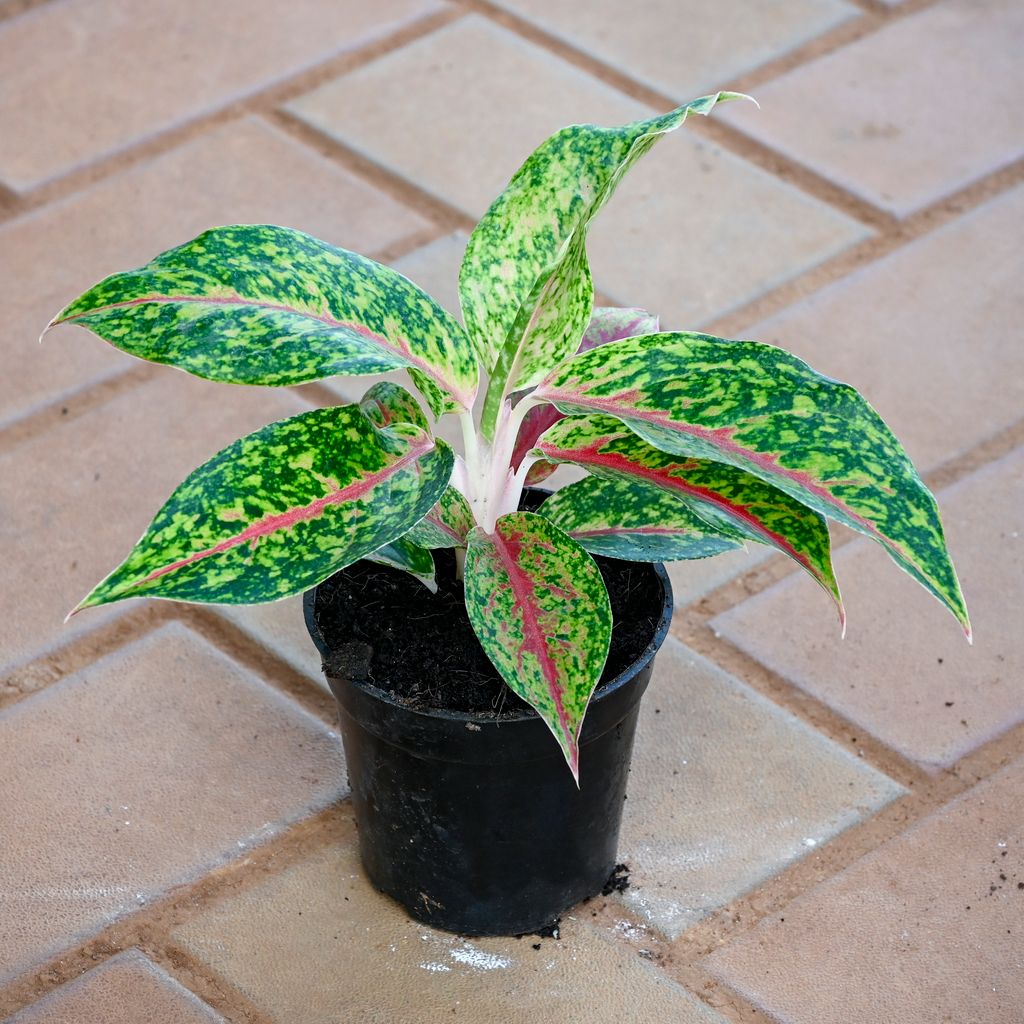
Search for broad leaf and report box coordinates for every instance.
[405,485,475,548]
[535,415,842,617]
[48,225,478,416]
[536,333,969,634]
[512,306,660,483]
[465,513,611,781]
[539,476,742,562]
[367,535,437,593]
[72,405,453,612]
[461,92,748,436]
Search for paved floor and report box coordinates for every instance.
[1,1,1022,1021]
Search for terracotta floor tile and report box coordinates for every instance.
[289,17,867,331]
[0,624,344,986]
[3,949,225,1024]
[713,448,1024,771]
[0,373,306,677]
[741,184,1024,471]
[1,116,428,432]
[495,0,857,100]
[718,0,1024,215]
[705,757,1024,1023]
[172,838,726,1024]
[619,639,903,939]
[0,0,440,193]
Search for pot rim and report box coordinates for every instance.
[303,559,673,728]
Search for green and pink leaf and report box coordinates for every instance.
[465,513,611,781]
[47,225,478,416]
[73,405,453,612]
[536,332,968,635]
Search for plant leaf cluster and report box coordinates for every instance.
[47,93,969,781]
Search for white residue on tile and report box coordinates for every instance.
[448,942,512,971]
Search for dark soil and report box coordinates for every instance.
[312,519,663,719]
[601,863,631,896]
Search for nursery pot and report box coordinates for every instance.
[304,547,672,937]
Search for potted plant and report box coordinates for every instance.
[45,92,969,937]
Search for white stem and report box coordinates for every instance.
[449,454,470,500]
[478,396,539,532]
[458,395,542,533]
[453,544,467,581]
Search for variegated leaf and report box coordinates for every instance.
[47,225,478,416]
[511,306,661,483]
[536,333,969,635]
[461,93,749,435]
[405,485,476,548]
[535,415,842,617]
[73,405,453,612]
[539,476,742,562]
[367,535,437,593]
[359,380,429,431]
[465,513,611,781]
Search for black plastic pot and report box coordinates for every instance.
[303,558,672,937]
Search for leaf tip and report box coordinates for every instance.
[39,313,62,345]
[719,90,759,110]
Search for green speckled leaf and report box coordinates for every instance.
[367,536,437,593]
[74,405,453,612]
[465,513,611,781]
[462,93,748,435]
[49,225,477,416]
[534,415,842,618]
[536,333,968,634]
[406,485,476,548]
[539,476,742,562]
[359,381,429,431]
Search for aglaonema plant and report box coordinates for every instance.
[45,93,969,782]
